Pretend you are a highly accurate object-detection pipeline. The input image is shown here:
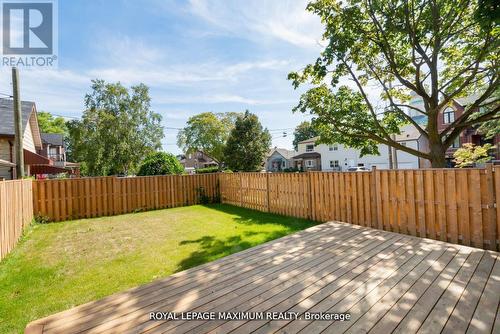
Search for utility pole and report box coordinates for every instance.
[12,67,24,178]
[388,143,393,170]
[392,134,398,169]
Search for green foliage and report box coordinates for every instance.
[477,118,500,140]
[34,214,51,224]
[293,121,319,150]
[66,80,163,176]
[283,167,302,173]
[474,0,500,30]
[177,112,241,166]
[224,111,272,171]
[453,143,494,167]
[289,0,499,167]
[195,166,221,174]
[37,111,68,134]
[137,152,184,176]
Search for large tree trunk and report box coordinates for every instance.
[430,154,447,168]
[426,114,448,168]
[428,138,447,168]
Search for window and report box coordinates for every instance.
[306,144,314,152]
[281,160,286,168]
[452,137,460,148]
[306,160,314,167]
[330,160,339,168]
[328,145,338,151]
[443,107,455,124]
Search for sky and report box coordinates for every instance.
[0,0,326,154]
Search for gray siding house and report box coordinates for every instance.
[265,148,296,172]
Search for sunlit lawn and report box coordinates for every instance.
[0,204,317,333]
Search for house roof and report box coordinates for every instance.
[0,98,36,136]
[293,152,321,160]
[268,148,296,160]
[297,136,319,144]
[41,133,64,146]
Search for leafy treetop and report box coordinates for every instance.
[224,110,271,172]
[177,112,240,166]
[66,80,163,176]
[37,111,68,134]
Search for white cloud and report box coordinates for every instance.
[187,0,324,48]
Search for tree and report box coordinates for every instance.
[177,112,240,167]
[137,152,183,176]
[293,121,319,150]
[478,119,500,139]
[37,111,68,134]
[289,0,499,167]
[66,80,163,176]
[453,143,494,167]
[224,111,271,171]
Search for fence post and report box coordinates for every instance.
[485,163,497,251]
[266,172,270,212]
[308,171,313,220]
[371,166,378,228]
[239,172,243,207]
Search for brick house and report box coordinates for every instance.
[437,98,500,166]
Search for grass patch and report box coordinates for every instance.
[0,204,317,333]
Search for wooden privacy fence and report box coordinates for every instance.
[219,166,500,251]
[0,179,33,260]
[32,174,219,222]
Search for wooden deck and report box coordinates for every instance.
[26,222,500,334]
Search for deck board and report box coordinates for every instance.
[25,222,499,334]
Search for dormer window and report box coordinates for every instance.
[306,144,314,152]
[443,107,455,124]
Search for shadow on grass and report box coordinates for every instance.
[206,203,318,228]
[175,204,317,272]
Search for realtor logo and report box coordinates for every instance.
[1,0,58,67]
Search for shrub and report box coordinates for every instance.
[453,143,494,168]
[137,152,184,176]
[195,166,219,174]
[195,167,232,174]
[34,215,51,224]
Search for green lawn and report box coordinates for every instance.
[0,204,317,334]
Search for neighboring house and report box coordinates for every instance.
[295,127,427,172]
[0,98,74,180]
[292,137,323,171]
[265,148,296,172]
[178,151,218,173]
[409,91,499,166]
[38,133,80,177]
[437,97,499,166]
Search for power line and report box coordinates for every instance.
[0,92,13,98]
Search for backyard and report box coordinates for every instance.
[0,204,317,334]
